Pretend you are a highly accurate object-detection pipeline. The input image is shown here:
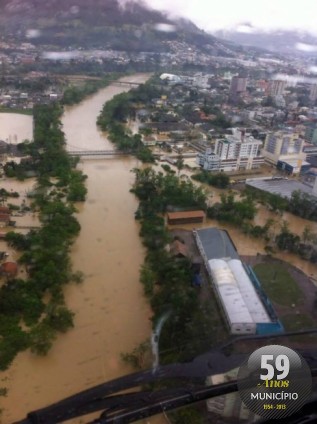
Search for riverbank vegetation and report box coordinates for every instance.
[61,73,123,105]
[97,82,160,163]
[197,182,317,263]
[123,168,226,423]
[207,191,257,225]
[0,103,86,370]
[246,186,317,220]
[237,187,317,262]
[129,168,226,366]
[191,170,230,189]
[4,105,88,200]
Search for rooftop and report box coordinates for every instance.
[208,258,271,325]
[167,211,205,220]
[1,261,18,276]
[195,228,239,260]
[170,240,189,257]
[246,178,315,200]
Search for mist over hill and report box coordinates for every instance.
[0,0,248,56]
[214,26,317,57]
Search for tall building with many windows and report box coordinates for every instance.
[197,129,263,171]
[228,75,247,104]
[305,123,317,145]
[262,131,306,171]
[310,84,317,102]
[268,79,287,97]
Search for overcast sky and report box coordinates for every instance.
[145,0,317,34]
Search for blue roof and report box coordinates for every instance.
[195,228,239,260]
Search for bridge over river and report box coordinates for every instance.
[108,80,141,87]
[67,149,131,157]
[67,149,197,159]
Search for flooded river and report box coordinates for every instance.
[1,74,317,423]
[1,75,153,423]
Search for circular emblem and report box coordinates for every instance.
[237,345,312,418]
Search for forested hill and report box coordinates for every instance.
[1,0,171,26]
[0,0,237,54]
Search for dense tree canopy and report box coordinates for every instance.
[192,170,230,189]
[97,82,162,163]
[0,103,86,370]
[130,168,221,364]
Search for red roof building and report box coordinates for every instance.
[167,210,205,225]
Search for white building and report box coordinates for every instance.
[197,129,263,172]
[194,227,282,336]
[192,73,210,89]
[262,130,306,169]
[208,259,271,334]
[215,129,263,171]
[196,148,221,171]
[159,73,182,85]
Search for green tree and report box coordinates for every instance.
[175,154,184,176]
[30,322,56,356]
[46,306,74,333]
[302,225,313,243]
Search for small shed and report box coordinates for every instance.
[167,210,205,225]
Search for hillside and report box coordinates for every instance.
[214,27,317,57]
[0,0,241,55]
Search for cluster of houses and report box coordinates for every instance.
[0,89,61,110]
[131,69,317,176]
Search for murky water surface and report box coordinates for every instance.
[0,114,33,144]
[1,75,153,424]
[1,74,317,423]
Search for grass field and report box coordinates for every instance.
[281,313,315,331]
[253,262,303,306]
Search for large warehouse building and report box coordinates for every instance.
[194,228,283,335]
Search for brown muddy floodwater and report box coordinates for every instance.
[0,113,33,144]
[1,75,153,424]
[1,75,317,424]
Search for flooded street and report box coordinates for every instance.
[1,75,153,424]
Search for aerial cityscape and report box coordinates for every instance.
[0,0,317,423]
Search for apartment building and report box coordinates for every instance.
[262,130,306,172]
[197,129,263,171]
